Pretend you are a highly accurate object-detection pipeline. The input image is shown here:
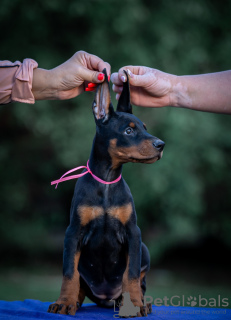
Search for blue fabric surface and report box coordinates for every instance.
[0,300,230,320]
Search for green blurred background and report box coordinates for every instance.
[1,0,231,307]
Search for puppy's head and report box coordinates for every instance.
[92,69,164,168]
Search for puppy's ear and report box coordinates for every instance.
[116,70,132,114]
[92,68,114,123]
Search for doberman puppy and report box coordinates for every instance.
[48,69,165,317]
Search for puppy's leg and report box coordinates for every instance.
[76,287,86,310]
[140,243,152,314]
[120,225,147,317]
[48,225,82,315]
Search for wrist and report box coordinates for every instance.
[170,75,192,109]
[168,75,181,107]
[32,68,58,100]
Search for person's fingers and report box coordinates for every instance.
[85,87,95,92]
[86,53,111,77]
[111,72,123,86]
[112,84,123,93]
[73,51,111,75]
[85,75,110,91]
[116,93,121,100]
[117,66,139,82]
[71,51,111,84]
[79,67,106,83]
[84,81,96,92]
[88,82,97,88]
[118,67,152,88]
[97,60,111,76]
[87,75,110,87]
[85,74,111,92]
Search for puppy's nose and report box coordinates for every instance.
[153,139,165,152]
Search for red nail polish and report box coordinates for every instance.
[85,87,95,92]
[108,75,110,82]
[88,82,97,88]
[98,73,104,81]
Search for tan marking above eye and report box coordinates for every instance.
[109,138,117,148]
[78,206,104,226]
[108,203,133,225]
[129,122,136,128]
[143,123,147,130]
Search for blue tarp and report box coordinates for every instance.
[0,300,230,320]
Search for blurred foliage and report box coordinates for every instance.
[1,269,231,306]
[0,0,231,266]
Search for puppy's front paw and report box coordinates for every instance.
[136,305,147,317]
[48,299,79,315]
[146,302,152,314]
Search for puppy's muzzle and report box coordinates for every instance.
[153,139,165,152]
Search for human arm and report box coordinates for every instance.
[32,51,110,100]
[0,51,110,105]
[111,66,231,114]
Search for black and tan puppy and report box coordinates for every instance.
[48,70,164,317]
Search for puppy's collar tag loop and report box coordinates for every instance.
[51,160,122,189]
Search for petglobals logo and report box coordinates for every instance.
[111,294,229,318]
[144,295,229,308]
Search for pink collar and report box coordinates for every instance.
[51,160,122,189]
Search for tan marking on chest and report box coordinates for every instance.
[78,206,104,226]
[108,203,133,225]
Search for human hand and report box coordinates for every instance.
[32,51,111,100]
[111,66,177,108]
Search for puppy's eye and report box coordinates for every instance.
[125,127,133,135]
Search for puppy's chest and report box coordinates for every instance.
[77,202,133,227]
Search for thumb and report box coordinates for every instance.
[79,67,106,83]
[125,70,152,88]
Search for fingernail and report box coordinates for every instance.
[127,69,134,78]
[85,87,94,92]
[88,82,96,88]
[108,75,110,82]
[98,73,104,81]
[121,76,126,82]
